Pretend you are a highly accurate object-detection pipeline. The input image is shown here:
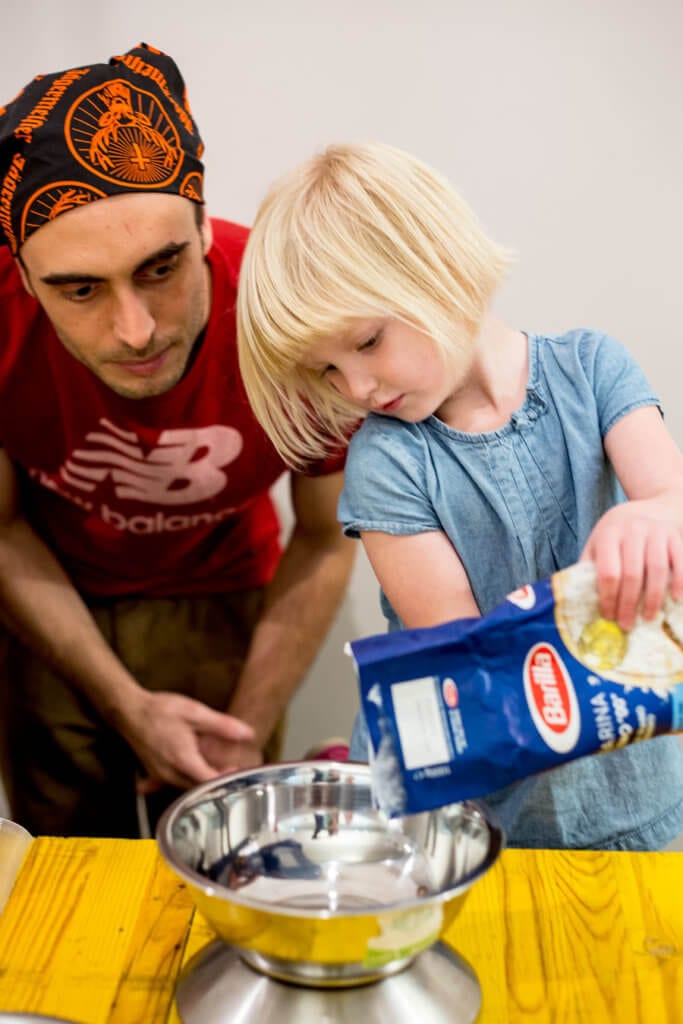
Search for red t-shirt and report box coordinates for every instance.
[0,219,345,598]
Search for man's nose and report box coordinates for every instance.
[112,289,155,350]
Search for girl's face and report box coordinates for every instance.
[303,318,469,423]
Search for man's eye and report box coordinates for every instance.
[141,255,179,281]
[63,283,96,302]
[151,263,173,278]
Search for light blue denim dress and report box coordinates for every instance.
[340,328,683,849]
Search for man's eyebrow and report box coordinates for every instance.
[39,241,191,286]
[40,270,103,286]
[134,241,190,274]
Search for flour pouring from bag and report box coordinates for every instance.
[348,561,683,816]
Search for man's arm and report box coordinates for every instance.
[0,448,253,790]
[214,470,356,766]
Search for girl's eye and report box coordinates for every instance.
[321,364,337,378]
[358,335,378,351]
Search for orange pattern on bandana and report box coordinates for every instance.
[65,80,183,188]
[21,181,107,240]
[0,43,204,253]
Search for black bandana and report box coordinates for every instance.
[0,42,205,253]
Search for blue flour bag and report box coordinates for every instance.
[348,562,683,816]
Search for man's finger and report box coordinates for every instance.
[136,749,219,793]
[193,706,255,742]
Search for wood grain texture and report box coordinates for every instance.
[0,840,681,1023]
[0,838,193,1023]
[445,849,683,1023]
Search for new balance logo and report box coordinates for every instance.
[58,419,243,505]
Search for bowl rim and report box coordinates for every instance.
[155,759,504,920]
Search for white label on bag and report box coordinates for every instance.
[391,676,450,769]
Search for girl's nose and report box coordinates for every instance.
[345,369,377,404]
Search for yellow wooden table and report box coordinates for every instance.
[0,838,681,1023]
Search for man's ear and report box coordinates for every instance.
[200,207,213,256]
[15,254,36,297]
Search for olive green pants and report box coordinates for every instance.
[0,591,284,838]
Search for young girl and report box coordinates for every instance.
[237,142,683,849]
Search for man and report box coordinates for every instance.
[0,43,355,837]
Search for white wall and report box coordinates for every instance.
[2,0,682,759]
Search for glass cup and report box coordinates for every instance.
[0,817,33,913]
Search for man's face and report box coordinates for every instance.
[18,192,213,399]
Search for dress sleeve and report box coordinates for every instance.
[580,330,661,437]
[338,417,442,538]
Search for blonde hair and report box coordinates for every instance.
[237,141,512,467]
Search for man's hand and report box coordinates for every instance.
[128,690,256,794]
[197,733,264,775]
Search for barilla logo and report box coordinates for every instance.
[523,643,580,753]
[507,584,536,611]
[442,677,459,709]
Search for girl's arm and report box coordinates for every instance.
[361,527,480,629]
[581,405,683,628]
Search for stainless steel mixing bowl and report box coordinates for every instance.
[157,761,503,987]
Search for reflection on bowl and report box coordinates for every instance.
[157,762,503,987]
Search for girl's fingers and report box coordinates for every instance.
[668,532,683,602]
[639,532,670,621]
[590,537,622,623]
[614,526,646,629]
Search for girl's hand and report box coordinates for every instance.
[580,501,683,629]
